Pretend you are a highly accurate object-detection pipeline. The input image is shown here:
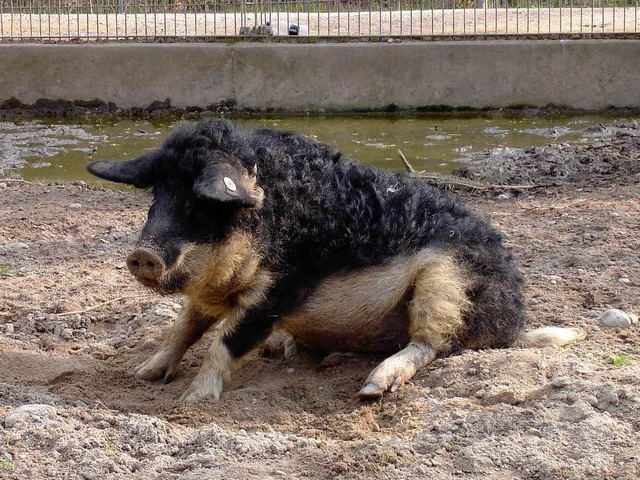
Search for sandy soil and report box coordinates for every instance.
[0,121,639,479]
[2,7,639,41]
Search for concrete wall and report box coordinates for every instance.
[1,40,639,111]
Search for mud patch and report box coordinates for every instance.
[0,121,106,174]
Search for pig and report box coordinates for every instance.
[87,118,583,402]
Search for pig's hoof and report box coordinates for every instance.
[283,335,298,359]
[358,383,386,398]
[261,331,298,359]
[178,370,224,403]
[358,342,435,399]
[318,351,345,370]
[358,375,407,398]
[135,350,178,383]
[357,370,409,399]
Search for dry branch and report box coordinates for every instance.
[56,294,154,317]
[398,149,551,191]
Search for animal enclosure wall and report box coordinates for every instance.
[1,40,639,111]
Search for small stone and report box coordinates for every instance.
[618,277,631,284]
[551,376,571,388]
[0,182,6,189]
[600,309,633,328]
[1,242,29,251]
[496,193,510,200]
[629,313,638,324]
[4,404,57,428]
[60,328,74,340]
[559,401,592,423]
[69,203,82,209]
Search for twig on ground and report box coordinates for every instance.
[397,149,415,174]
[517,198,588,212]
[397,149,551,191]
[56,294,154,317]
[92,400,119,413]
[0,178,39,185]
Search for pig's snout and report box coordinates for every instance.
[126,248,166,285]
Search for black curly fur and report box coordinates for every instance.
[90,118,526,359]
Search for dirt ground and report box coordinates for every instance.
[0,120,639,479]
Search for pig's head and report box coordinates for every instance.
[87,146,264,295]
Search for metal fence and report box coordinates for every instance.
[1,0,638,41]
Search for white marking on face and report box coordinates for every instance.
[223,177,237,191]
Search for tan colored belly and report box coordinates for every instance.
[279,254,428,353]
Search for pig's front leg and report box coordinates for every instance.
[178,332,234,402]
[135,299,217,383]
[179,303,281,403]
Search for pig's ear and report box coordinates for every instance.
[193,161,263,209]
[87,152,157,188]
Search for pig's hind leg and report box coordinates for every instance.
[135,300,216,383]
[359,253,469,398]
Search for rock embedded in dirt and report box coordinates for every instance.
[599,309,634,328]
[4,404,57,428]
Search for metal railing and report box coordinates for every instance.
[1,0,638,41]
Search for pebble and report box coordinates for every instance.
[618,277,631,284]
[551,376,571,388]
[559,401,592,423]
[60,328,74,340]
[496,193,510,200]
[4,404,57,428]
[599,309,633,328]
[69,203,83,209]
[0,242,29,252]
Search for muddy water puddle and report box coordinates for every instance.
[0,114,625,182]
